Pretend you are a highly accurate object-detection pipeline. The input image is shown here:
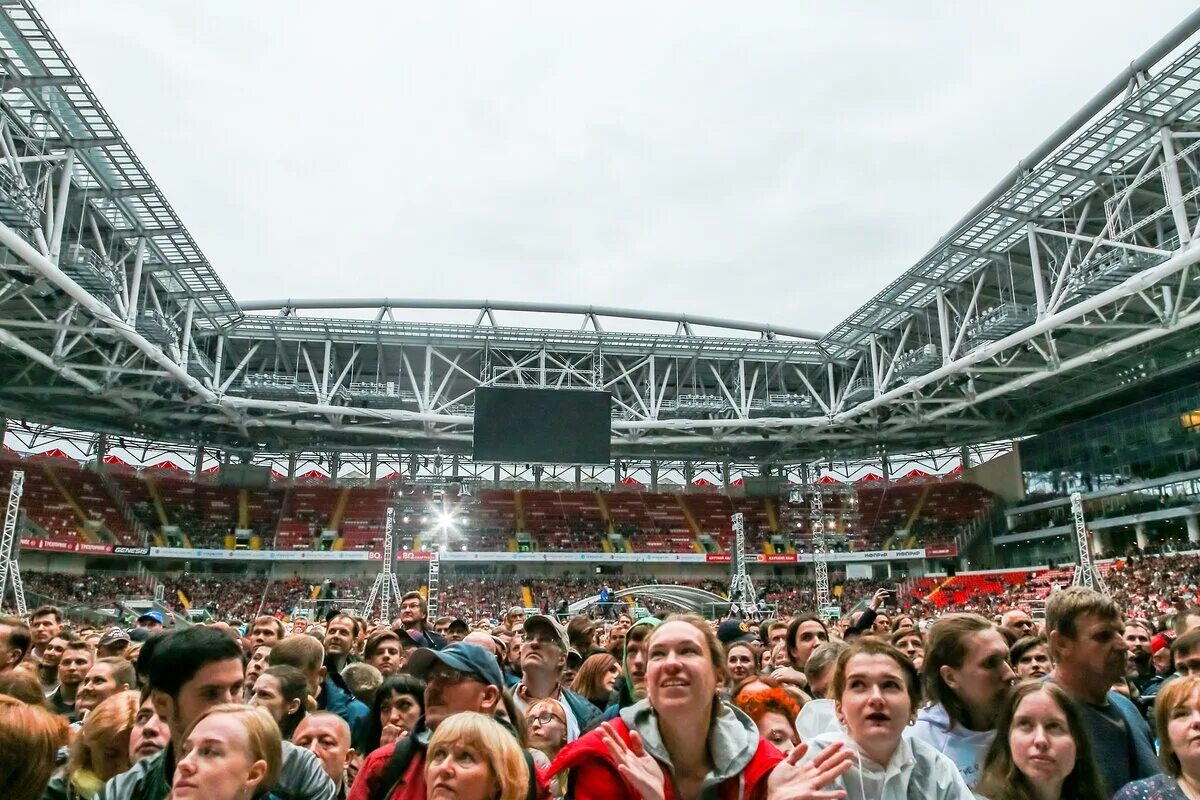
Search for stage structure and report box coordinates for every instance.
[1070,492,1108,594]
[0,471,26,615]
[727,513,759,617]
[811,485,831,614]
[364,506,402,620]
[568,584,729,617]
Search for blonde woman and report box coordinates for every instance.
[171,704,282,800]
[425,712,531,800]
[44,690,140,800]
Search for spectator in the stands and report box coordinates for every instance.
[1125,619,1156,692]
[38,631,75,692]
[512,615,599,742]
[348,643,510,800]
[128,694,169,765]
[51,642,93,721]
[43,690,140,800]
[362,674,425,754]
[571,652,620,713]
[423,712,529,800]
[244,643,273,701]
[250,616,286,651]
[250,664,311,740]
[890,627,924,670]
[1176,605,1200,635]
[28,606,63,664]
[75,657,137,718]
[0,694,69,800]
[1001,609,1037,639]
[1011,636,1052,679]
[908,612,1015,790]
[170,704,282,800]
[776,613,828,690]
[135,611,164,633]
[98,626,334,800]
[293,712,355,799]
[362,629,403,678]
[96,630,130,660]
[566,617,596,656]
[341,662,383,708]
[524,697,568,762]
[1173,630,1200,677]
[0,615,33,673]
[271,635,368,750]
[323,615,357,674]
[0,667,47,705]
[1047,586,1161,796]
[725,642,757,689]
[394,592,446,651]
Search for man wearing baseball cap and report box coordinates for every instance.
[511,614,600,743]
[717,618,759,649]
[97,627,131,659]
[136,610,164,632]
[347,642,531,800]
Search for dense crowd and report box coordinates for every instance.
[3,570,1200,800]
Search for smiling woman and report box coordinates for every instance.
[547,614,790,800]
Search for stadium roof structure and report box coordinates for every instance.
[2,1,1200,470]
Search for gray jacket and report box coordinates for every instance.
[98,740,335,800]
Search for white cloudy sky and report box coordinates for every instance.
[35,1,1200,335]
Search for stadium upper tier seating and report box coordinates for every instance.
[2,451,997,554]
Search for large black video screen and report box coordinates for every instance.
[473,388,612,464]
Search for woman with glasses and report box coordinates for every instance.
[525,698,569,761]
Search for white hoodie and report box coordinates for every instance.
[803,731,973,800]
[903,703,994,790]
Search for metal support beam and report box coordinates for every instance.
[0,471,26,615]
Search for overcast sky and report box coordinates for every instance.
[34,1,1200,335]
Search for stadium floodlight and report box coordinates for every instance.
[437,511,454,529]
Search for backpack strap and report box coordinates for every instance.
[523,750,538,800]
[378,736,418,800]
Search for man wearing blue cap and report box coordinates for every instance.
[136,610,164,633]
[348,642,532,800]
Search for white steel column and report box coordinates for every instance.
[125,238,145,326]
[0,471,26,614]
[426,550,441,619]
[1026,223,1047,316]
[1160,128,1193,246]
[48,149,75,265]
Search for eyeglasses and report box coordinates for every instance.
[425,667,482,686]
[527,712,564,727]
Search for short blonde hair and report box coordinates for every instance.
[426,712,528,800]
[181,704,282,793]
[69,690,139,782]
[1155,674,1200,777]
[1045,586,1121,648]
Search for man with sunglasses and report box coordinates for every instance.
[348,642,534,800]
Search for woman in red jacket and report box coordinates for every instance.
[546,614,852,800]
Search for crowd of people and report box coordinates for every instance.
[3,573,1200,800]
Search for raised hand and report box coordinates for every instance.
[598,721,666,800]
[380,723,406,746]
[766,741,854,800]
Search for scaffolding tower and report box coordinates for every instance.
[811,484,831,615]
[364,505,402,620]
[727,513,759,617]
[0,471,26,615]
[1069,491,1108,594]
